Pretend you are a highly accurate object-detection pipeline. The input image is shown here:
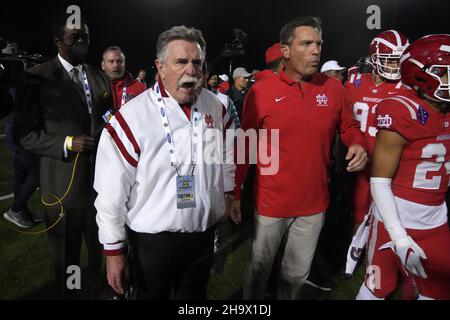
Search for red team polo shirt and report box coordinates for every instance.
[233,71,365,217]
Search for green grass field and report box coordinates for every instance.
[0,118,367,300]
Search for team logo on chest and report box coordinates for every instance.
[316,94,328,107]
[204,114,215,128]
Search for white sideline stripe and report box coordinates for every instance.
[0,134,5,138]
[0,193,14,201]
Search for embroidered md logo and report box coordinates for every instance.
[377,114,392,128]
[316,94,328,107]
[204,114,214,128]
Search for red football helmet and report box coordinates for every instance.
[401,34,450,102]
[369,30,409,80]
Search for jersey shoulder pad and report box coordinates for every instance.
[376,95,425,140]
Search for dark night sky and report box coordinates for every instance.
[1,0,449,80]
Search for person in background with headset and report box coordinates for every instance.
[101,46,146,109]
[13,13,111,298]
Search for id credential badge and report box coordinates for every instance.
[176,175,196,209]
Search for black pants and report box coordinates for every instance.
[11,149,39,212]
[45,205,103,298]
[129,226,215,300]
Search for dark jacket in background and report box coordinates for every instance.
[13,57,111,209]
[226,86,248,120]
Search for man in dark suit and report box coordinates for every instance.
[13,14,111,298]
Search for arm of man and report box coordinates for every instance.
[337,87,368,172]
[94,115,139,294]
[12,82,68,159]
[13,81,96,158]
[371,129,428,278]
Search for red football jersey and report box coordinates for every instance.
[376,93,450,206]
[345,73,409,154]
[345,73,410,223]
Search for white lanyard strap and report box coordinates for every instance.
[121,82,128,107]
[80,67,93,114]
[154,82,200,175]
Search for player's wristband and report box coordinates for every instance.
[67,136,74,151]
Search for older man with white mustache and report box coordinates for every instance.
[94,25,236,299]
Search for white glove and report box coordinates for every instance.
[380,235,428,278]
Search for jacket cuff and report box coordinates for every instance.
[103,248,125,256]
[103,240,125,255]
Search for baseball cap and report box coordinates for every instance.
[265,43,283,64]
[320,60,346,73]
[232,67,252,79]
[218,74,229,82]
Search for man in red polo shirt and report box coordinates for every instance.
[230,16,368,300]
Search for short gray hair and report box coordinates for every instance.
[102,46,125,60]
[156,25,206,62]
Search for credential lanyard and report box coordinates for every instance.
[80,67,93,114]
[121,82,128,108]
[154,82,199,176]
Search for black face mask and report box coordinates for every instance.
[68,42,88,64]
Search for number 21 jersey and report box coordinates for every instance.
[376,93,450,206]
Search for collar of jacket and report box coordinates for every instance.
[111,71,134,88]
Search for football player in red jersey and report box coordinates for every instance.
[356,34,450,300]
[346,30,410,231]
[344,31,411,281]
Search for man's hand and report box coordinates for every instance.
[346,144,368,172]
[106,253,129,295]
[71,135,96,153]
[380,236,428,278]
[230,200,242,225]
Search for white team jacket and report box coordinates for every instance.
[94,85,235,251]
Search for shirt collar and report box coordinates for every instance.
[279,70,318,87]
[157,76,169,97]
[58,54,83,76]
[279,70,296,86]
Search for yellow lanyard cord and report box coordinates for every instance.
[1,153,80,235]
[41,153,80,206]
